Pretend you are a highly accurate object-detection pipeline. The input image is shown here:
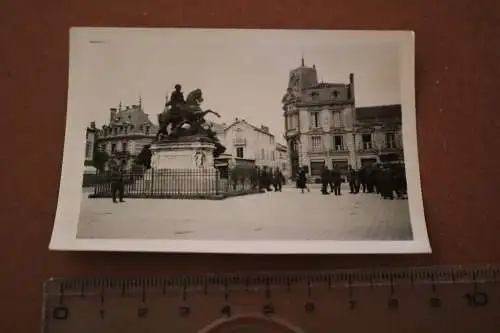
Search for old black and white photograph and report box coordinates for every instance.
[50,28,430,253]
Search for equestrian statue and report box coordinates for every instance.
[155,84,226,158]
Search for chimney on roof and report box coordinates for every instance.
[90,121,96,129]
[348,73,355,102]
[260,125,269,133]
[110,108,117,123]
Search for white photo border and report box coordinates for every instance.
[49,27,431,254]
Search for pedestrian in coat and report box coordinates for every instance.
[110,166,125,203]
[330,164,342,196]
[320,165,330,195]
[296,167,309,193]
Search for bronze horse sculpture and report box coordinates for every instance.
[155,88,226,157]
[157,88,220,139]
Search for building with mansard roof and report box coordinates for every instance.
[92,99,158,171]
[282,58,403,181]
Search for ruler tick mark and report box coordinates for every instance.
[58,284,64,305]
[224,282,228,301]
[265,279,271,299]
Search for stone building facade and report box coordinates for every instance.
[208,119,289,174]
[84,122,98,167]
[282,58,403,181]
[223,118,277,168]
[275,142,290,179]
[94,101,158,170]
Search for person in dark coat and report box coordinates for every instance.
[296,167,309,193]
[379,166,395,199]
[110,165,125,203]
[262,166,273,191]
[365,166,375,193]
[373,165,383,194]
[320,165,330,195]
[347,165,358,194]
[358,166,367,193]
[330,164,342,196]
[273,168,284,192]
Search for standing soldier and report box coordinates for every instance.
[273,168,284,192]
[358,165,367,193]
[296,167,310,193]
[110,163,125,203]
[347,165,358,194]
[320,165,330,195]
[330,164,342,196]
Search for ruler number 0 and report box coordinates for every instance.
[464,292,488,307]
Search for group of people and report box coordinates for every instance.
[295,162,408,200]
[251,166,286,192]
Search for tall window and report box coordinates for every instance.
[236,147,244,158]
[85,141,92,158]
[362,134,372,149]
[333,135,344,151]
[111,143,117,153]
[385,133,396,148]
[291,139,298,153]
[311,136,322,152]
[122,141,128,153]
[311,112,320,128]
[331,111,344,128]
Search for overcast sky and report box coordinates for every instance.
[69,28,408,144]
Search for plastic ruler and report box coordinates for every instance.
[42,265,500,332]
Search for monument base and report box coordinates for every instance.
[150,138,216,169]
[131,138,221,197]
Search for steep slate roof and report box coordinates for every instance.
[110,105,157,129]
[356,104,402,122]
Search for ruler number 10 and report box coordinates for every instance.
[464,292,488,307]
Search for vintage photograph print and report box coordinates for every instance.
[50,28,430,253]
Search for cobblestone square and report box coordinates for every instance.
[77,183,413,241]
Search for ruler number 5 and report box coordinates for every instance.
[464,292,488,307]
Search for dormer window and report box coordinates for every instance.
[310,91,320,100]
[332,90,340,98]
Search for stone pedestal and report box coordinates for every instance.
[131,138,221,197]
[150,140,216,169]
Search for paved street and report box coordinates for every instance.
[77,183,412,241]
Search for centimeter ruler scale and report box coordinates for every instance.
[43,265,500,333]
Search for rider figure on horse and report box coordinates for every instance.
[166,84,185,111]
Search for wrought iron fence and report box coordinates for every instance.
[89,168,260,199]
